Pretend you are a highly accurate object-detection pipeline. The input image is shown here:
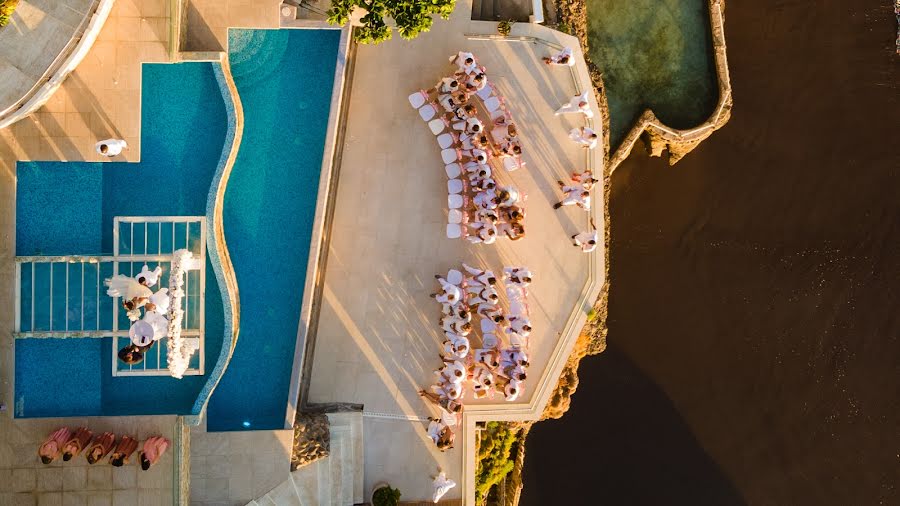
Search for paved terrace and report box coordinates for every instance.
[307,2,605,501]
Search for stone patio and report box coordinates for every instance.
[306,2,604,501]
[0,415,176,506]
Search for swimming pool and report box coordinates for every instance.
[15,62,228,417]
[13,28,342,430]
[204,28,341,432]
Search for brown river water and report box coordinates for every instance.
[521,0,899,504]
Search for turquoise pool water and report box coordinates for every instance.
[205,28,341,432]
[586,0,718,149]
[15,62,227,417]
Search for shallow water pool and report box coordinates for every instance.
[586,0,719,148]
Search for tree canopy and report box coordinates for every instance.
[327,0,456,44]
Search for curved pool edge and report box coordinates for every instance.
[185,56,244,425]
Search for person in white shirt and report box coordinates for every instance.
[460,117,483,135]
[503,379,522,401]
[443,332,470,357]
[503,266,533,287]
[435,359,467,385]
[95,139,128,157]
[501,348,529,368]
[435,77,460,94]
[462,264,498,287]
[467,223,497,244]
[430,281,463,306]
[543,47,574,66]
[468,286,499,305]
[508,316,531,337]
[432,381,461,400]
[553,188,591,210]
[558,175,599,195]
[475,348,500,369]
[441,317,472,335]
[439,94,458,113]
[569,127,598,149]
[450,51,477,74]
[555,90,594,118]
[466,72,487,92]
[432,470,457,503]
[572,230,598,253]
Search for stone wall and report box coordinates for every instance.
[291,412,330,470]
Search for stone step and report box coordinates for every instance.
[248,412,364,506]
[471,0,483,21]
[481,0,494,21]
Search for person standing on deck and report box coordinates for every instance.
[555,90,594,118]
[95,138,128,157]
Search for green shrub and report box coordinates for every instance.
[327,0,455,44]
[497,20,514,36]
[371,485,401,506]
[556,22,572,35]
[475,422,519,501]
[0,0,20,28]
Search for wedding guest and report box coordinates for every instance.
[95,138,128,157]
[38,427,72,464]
[62,427,93,461]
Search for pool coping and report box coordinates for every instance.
[286,24,355,430]
[184,53,244,426]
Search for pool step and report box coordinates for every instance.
[248,411,363,506]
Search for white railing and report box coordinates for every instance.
[14,216,207,377]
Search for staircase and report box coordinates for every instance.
[247,412,364,506]
[470,0,534,22]
[471,0,500,21]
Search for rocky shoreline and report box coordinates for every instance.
[291,412,330,470]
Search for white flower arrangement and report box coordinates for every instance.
[167,249,198,379]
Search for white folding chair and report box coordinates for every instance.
[448,209,463,224]
[446,224,462,239]
[441,148,460,164]
[445,163,462,178]
[448,179,463,194]
[437,133,456,149]
[477,83,494,100]
[446,269,463,285]
[481,319,496,333]
[503,156,523,172]
[409,90,428,109]
[448,194,463,209]
[428,118,446,135]
[419,104,437,121]
[484,96,502,113]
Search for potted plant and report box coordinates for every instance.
[497,19,514,37]
[371,482,401,506]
